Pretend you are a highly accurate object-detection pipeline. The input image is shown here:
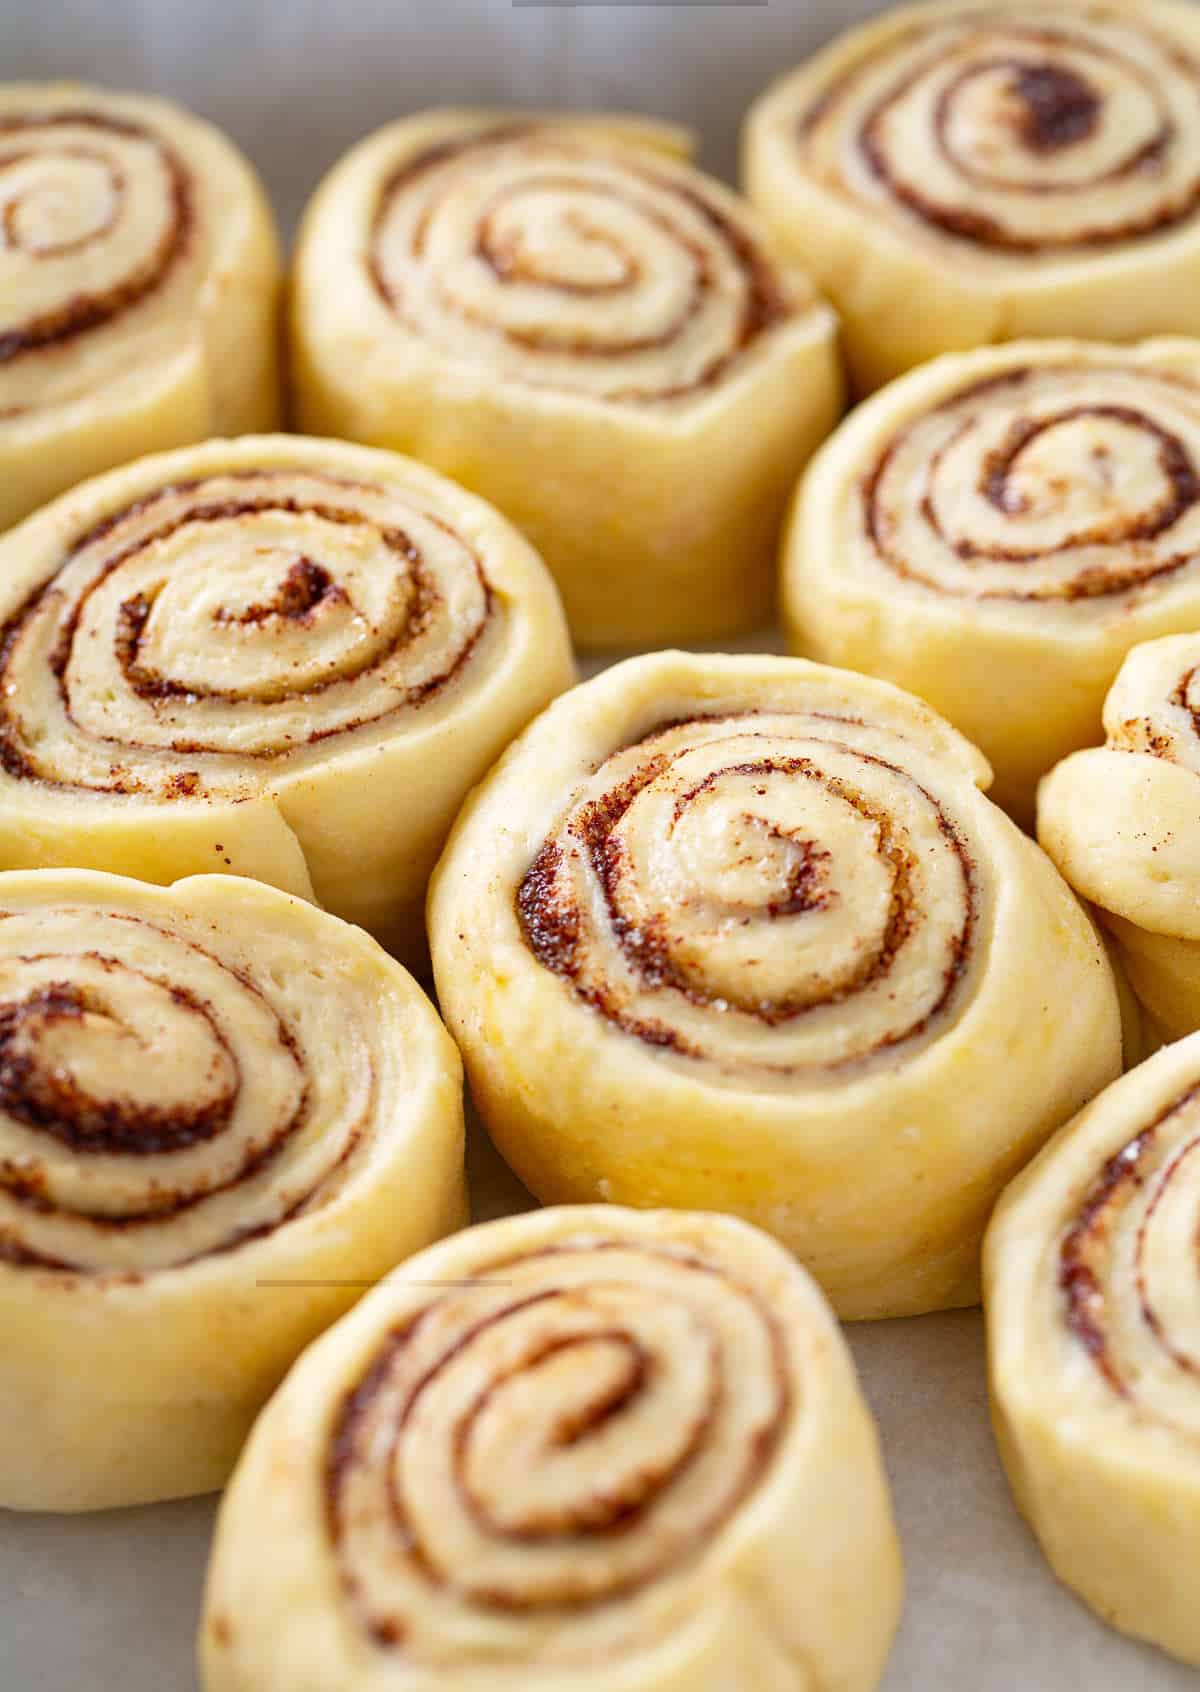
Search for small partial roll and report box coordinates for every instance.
[744,0,1200,391]
[784,337,1200,822]
[1038,631,1200,1043]
[291,109,842,647]
[0,82,281,527]
[201,1205,902,1692]
[0,434,573,958]
[0,868,465,1511]
[429,652,1120,1319]
[987,1030,1200,1664]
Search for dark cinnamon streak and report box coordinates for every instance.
[805,20,1200,252]
[0,111,192,364]
[324,1241,790,1644]
[516,717,976,1066]
[0,473,494,789]
[369,125,789,402]
[1059,1083,1200,1396]
[863,368,1200,599]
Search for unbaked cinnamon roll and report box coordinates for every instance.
[0,83,281,527]
[290,110,842,648]
[783,337,1200,822]
[1038,631,1200,1043]
[986,1030,1200,1664]
[0,867,465,1511]
[0,434,573,959]
[744,0,1200,391]
[200,1205,902,1692]
[428,652,1120,1319]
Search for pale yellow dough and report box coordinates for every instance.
[743,0,1200,392]
[200,1205,902,1692]
[0,868,466,1512]
[428,652,1120,1320]
[1038,631,1200,1042]
[986,1031,1200,1665]
[0,434,574,960]
[290,109,842,649]
[784,337,1200,823]
[0,83,282,528]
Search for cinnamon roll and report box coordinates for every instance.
[0,867,465,1511]
[0,83,281,528]
[985,1030,1200,1664]
[783,337,1200,822]
[200,1205,902,1692]
[1038,631,1200,1043]
[0,434,573,960]
[290,110,842,648]
[744,0,1200,391]
[427,652,1120,1319]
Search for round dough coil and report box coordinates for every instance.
[1039,630,1200,1043]
[784,337,1200,821]
[201,1205,902,1692]
[291,109,842,647]
[986,1030,1200,1664]
[428,651,1121,1319]
[0,868,466,1511]
[744,0,1200,391]
[0,82,281,526]
[0,433,574,958]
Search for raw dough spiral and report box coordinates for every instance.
[0,433,573,958]
[784,337,1200,821]
[0,868,466,1511]
[987,1030,1200,1664]
[291,110,841,647]
[744,0,1200,390]
[1039,630,1200,1042]
[201,1206,902,1692]
[0,82,281,526]
[428,652,1121,1318]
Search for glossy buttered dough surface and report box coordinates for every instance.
[986,1031,1200,1665]
[743,0,1200,391]
[0,868,466,1511]
[290,109,842,647]
[429,651,1121,1320]
[1039,631,1200,1043]
[0,82,281,528]
[201,1206,902,1692]
[784,337,1200,823]
[0,433,574,960]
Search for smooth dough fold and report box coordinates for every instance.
[291,109,842,648]
[0,868,466,1511]
[0,82,282,526]
[744,0,1200,391]
[428,651,1121,1319]
[201,1205,902,1692]
[1039,631,1200,1042]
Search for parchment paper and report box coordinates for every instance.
[0,3,1192,1687]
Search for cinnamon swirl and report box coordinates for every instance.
[428,652,1120,1319]
[744,0,1200,391]
[784,337,1200,822]
[201,1205,902,1692]
[0,83,281,527]
[986,1030,1200,1664]
[0,434,573,959]
[0,868,465,1511]
[290,110,841,647]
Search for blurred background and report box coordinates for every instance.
[2,0,878,226]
